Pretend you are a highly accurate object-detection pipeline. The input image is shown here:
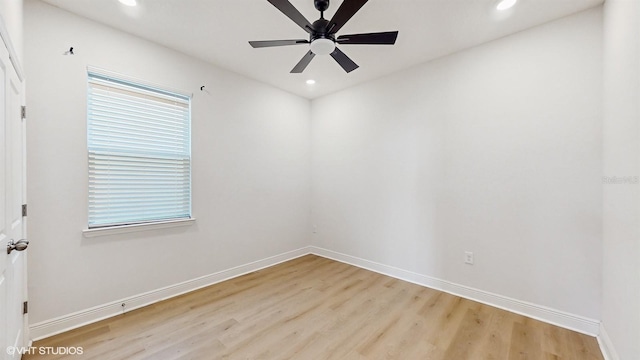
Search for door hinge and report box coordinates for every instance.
[23,301,28,315]
[22,204,27,217]
[21,105,26,120]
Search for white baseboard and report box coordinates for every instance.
[309,246,601,336]
[30,245,602,343]
[597,323,620,360]
[29,246,312,341]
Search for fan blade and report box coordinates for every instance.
[249,39,309,48]
[330,48,359,73]
[326,0,368,34]
[267,0,314,34]
[337,31,398,45]
[291,50,316,73]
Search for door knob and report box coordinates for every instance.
[7,239,29,254]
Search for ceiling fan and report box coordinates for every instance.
[249,0,398,73]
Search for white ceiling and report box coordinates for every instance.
[41,0,602,99]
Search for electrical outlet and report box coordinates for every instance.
[464,251,474,265]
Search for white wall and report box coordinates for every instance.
[24,0,310,325]
[602,0,640,358]
[0,0,23,62]
[311,8,603,322]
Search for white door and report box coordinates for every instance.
[0,28,27,360]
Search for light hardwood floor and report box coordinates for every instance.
[26,255,603,359]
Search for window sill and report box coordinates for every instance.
[82,218,196,238]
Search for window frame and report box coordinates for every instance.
[84,68,194,235]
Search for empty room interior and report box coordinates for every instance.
[0,0,638,358]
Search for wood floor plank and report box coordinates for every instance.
[477,306,519,360]
[441,305,492,359]
[508,319,544,360]
[25,255,603,360]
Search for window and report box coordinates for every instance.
[87,71,191,228]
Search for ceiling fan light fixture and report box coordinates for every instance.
[310,38,336,56]
[496,0,517,11]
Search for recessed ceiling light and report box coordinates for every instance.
[119,0,137,6]
[306,79,316,85]
[496,0,517,11]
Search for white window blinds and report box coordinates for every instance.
[87,72,191,228]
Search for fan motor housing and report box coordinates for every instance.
[311,18,332,37]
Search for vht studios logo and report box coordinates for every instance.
[6,346,84,356]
